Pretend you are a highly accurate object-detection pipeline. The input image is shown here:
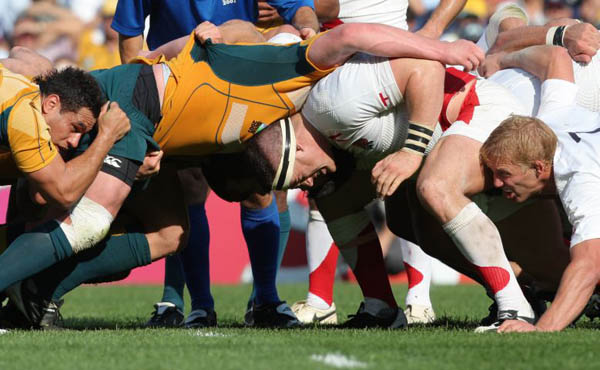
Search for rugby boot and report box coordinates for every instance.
[5,280,64,330]
[474,310,535,333]
[246,301,301,328]
[479,301,498,326]
[0,300,30,329]
[145,302,184,328]
[184,308,217,328]
[291,300,337,325]
[341,302,407,329]
[404,304,436,324]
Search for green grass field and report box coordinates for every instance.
[0,283,598,370]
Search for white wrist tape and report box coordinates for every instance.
[486,3,529,48]
[327,210,370,247]
[546,26,559,46]
[59,196,114,253]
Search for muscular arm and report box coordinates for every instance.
[536,239,600,331]
[145,20,265,60]
[490,21,600,63]
[494,45,575,82]
[0,47,53,77]
[500,239,600,332]
[119,34,144,64]
[308,23,483,71]
[27,102,130,210]
[417,0,467,39]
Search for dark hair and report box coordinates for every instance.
[34,67,105,118]
[200,150,273,202]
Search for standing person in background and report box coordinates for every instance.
[78,0,121,70]
[291,0,469,327]
[111,0,321,328]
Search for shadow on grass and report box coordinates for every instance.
[59,315,484,331]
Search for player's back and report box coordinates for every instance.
[153,33,333,156]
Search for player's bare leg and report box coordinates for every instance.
[417,133,536,330]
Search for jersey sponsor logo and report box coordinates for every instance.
[248,120,264,134]
[222,0,236,5]
[379,93,390,107]
[104,155,122,168]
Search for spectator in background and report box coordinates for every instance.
[544,0,575,20]
[10,1,83,64]
[577,0,600,27]
[78,0,120,70]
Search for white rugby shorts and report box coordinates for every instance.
[442,78,527,143]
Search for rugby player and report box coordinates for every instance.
[111,0,322,329]
[477,44,600,332]
[0,20,483,328]
[293,0,469,325]
[217,18,592,327]
[0,49,130,209]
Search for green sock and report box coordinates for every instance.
[160,254,185,310]
[277,209,291,268]
[0,220,72,292]
[50,232,151,300]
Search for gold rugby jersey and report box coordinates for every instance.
[138,31,334,156]
[0,64,57,176]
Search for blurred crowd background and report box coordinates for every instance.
[1,0,599,73]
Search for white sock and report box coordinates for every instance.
[306,210,335,273]
[306,292,330,310]
[400,239,433,307]
[443,202,533,318]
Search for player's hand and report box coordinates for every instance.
[371,150,423,199]
[195,21,223,44]
[441,40,485,72]
[136,150,163,180]
[299,27,316,40]
[563,22,600,64]
[478,51,507,78]
[258,1,281,23]
[97,101,130,142]
[497,319,539,333]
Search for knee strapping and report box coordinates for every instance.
[59,197,114,254]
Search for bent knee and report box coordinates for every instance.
[412,59,444,81]
[148,224,189,258]
[416,175,449,209]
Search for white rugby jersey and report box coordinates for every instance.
[338,0,408,30]
[488,54,600,116]
[302,53,408,169]
[537,79,600,247]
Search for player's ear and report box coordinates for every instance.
[41,94,60,114]
[533,160,548,178]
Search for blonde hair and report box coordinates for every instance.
[480,115,557,167]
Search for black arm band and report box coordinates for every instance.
[553,26,566,47]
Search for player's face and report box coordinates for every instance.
[43,96,95,151]
[486,160,545,202]
[292,155,336,191]
[295,166,332,190]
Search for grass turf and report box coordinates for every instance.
[0,283,599,370]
